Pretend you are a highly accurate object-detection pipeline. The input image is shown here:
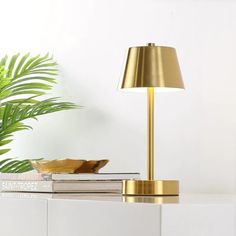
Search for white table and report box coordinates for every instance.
[0,193,235,236]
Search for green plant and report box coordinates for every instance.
[0,158,42,173]
[0,53,78,172]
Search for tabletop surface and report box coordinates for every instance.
[0,192,236,205]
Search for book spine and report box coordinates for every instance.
[0,173,47,181]
[0,181,53,192]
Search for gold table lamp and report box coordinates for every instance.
[121,43,184,196]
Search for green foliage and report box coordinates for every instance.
[0,53,78,172]
[0,158,42,173]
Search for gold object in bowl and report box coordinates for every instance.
[30,159,109,174]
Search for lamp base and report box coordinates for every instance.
[122,180,179,196]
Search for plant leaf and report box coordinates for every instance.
[0,149,11,155]
[0,53,78,159]
[7,53,20,78]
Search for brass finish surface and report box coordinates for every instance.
[121,43,183,196]
[75,159,109,173]
[123,195,179,204]
[121,43,184,90]
[123,180,179,196]
[147,88,154,180]
[30,159,109,174]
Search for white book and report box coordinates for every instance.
[0,180,123,193]
[0,192,123,201]
[0,172,140,181]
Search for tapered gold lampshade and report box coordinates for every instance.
[121,43,184,196]
[121,43,184,90]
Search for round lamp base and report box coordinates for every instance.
[122,180,179,196]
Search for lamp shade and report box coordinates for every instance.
[121,43,184,90]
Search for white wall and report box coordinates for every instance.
[0,0,236,194]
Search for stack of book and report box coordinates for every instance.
[0,172,140,193]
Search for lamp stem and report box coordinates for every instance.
[147,88,154,180]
